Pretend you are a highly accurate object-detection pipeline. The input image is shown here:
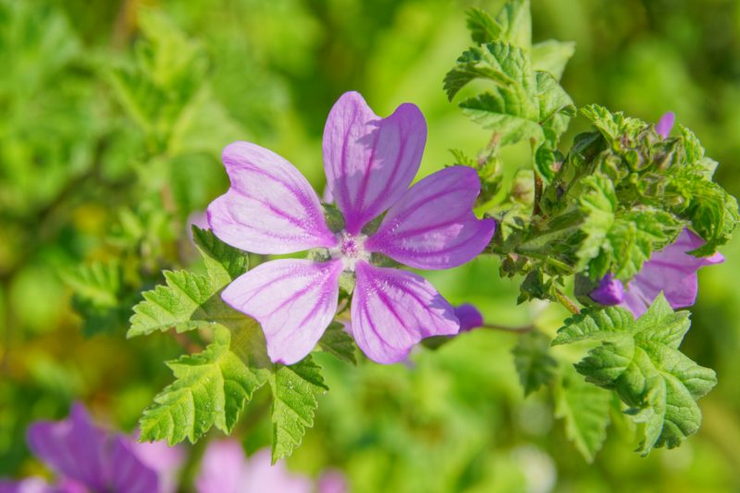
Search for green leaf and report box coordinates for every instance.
[465,8,501,44]
[532,39,576,80]
[192,225,249,284]
[318,322,357,365]
[673,175,739,256]
[269,356,328,463]
[447,43,573,147]
[139,327,268,444]
[128,270,236,337]
[555,365,611,462]
[494,0,531,50]
[60,261,122,307]
[552,295,717,454]
[129,227,248,337]
[576,175,682,280]
[512,331,557,395]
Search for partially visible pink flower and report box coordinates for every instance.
[318,470,348,493]
[0,403,182,493]
[590,229,724,317]
[207,91,495,364]
[130,438,185,493]
[453,303,484,332]
[195,441,341,493]
[655,111,676,138]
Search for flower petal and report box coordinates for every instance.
[621,228,724,315]
[589,273,625,306]
[242,449,313,493]
[108,437,159,493]
[365,166,495,269]
[655,112,675,139]
[129,439,184,493]
[207,141,337,254]
[221,259,342,364]
[322,91,426,234]
[0,478,54,493]
[26,403,109,491]
[195,440,247,493]
[454,303,484,332]
[351,262,459,363]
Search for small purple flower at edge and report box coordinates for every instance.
[454,303,485,332]
[207,91,495,364]
[0,403,184,493]
[589,111,724,317]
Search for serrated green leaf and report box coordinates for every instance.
[465,8,501,45]
[270,356,328,463]
[576,174,682,280]
[552,295,717,454]
[494,0,531,50]
[580,104,641,142]
[139,327,268,445]
[192,225,248,284]
[60,261,122,307]
[512,331,557,395]
[532,39,576,80]
[128,270,239,337]
[555,365,611,462]
[318,322,357,364]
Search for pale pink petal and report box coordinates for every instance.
[207,142,337,254]
[318,470,348,493]
[365,166,495,269]
[322,92,426,234]
[221,259,342,364]
[195,440,247,493]
[241,449,312,493]
[0,478,54,493]
[655,112,675,138]
[351,262,459,363]
[130,439,185,493]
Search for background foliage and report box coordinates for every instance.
[2,0,740,491]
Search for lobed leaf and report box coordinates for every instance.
[139,327,268,445]
[553,295,716,454]
[555,365,611,462]
[512,331,557,395]
[269,356,328,463]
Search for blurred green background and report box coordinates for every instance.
[2,0,740,491]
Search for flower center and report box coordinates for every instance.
[331,232,370,271]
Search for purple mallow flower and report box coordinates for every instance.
[590,228,724,317]
[196,440,345,493]
[0,403,183,493]
[207,91,495,364]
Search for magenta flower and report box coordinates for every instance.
[655,111,676,138]
[207,91,495,364]
[195,441,344,493]
[0,403,183,493]
[454,303,484,332]
[590,228,724,317]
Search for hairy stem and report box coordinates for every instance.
[554,289,581,314]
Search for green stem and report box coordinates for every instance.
[481,323,534,334]
[555,289,581,315]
